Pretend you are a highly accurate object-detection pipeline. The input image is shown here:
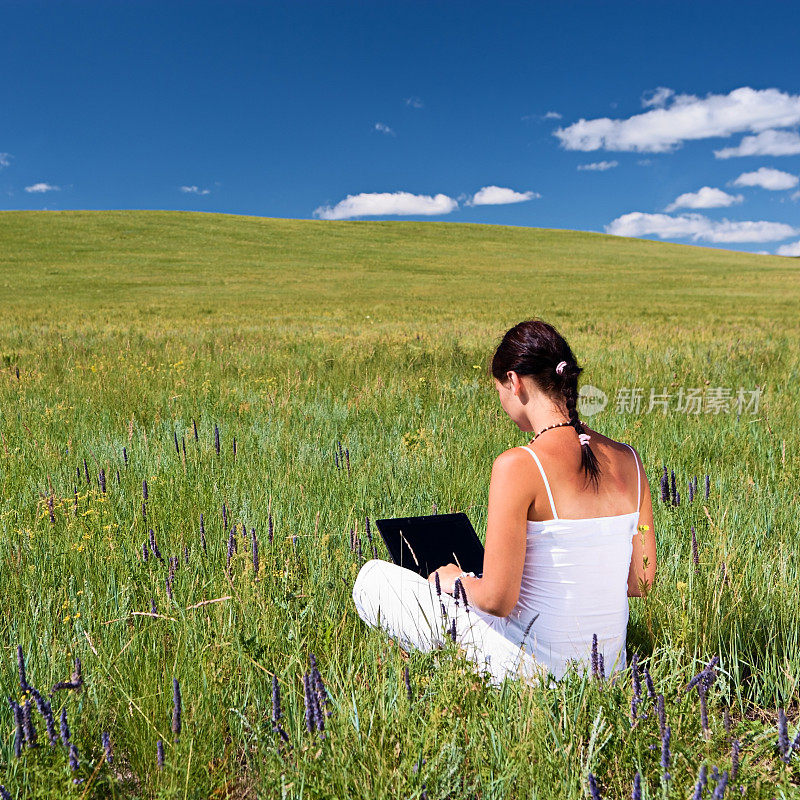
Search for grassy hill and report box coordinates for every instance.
[1,211,799,799]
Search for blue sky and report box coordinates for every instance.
[2,0,799,254]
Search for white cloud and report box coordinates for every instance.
[374,122,395,136]
[792,190,800,202]
[577,160,618,171]
[714,129,800,158]
[665,186,744,211]
[554,87,800,153]
[606,211,797,243]
[405,96,423,109]
[732,167,798,191]
[25,182,59,193]
[543,111,562,120]
[641,87,675,108]
[776,240,800,256]
[314,191,458,220]
[0,153,10,168]
[180,185,211,195]
[468,186,540,205]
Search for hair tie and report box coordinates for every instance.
[555,360,568,375]
[578,432,591,447]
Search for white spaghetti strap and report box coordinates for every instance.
[624,443,642,513]
[519,446,559,520]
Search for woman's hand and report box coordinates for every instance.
[427,563,463,595]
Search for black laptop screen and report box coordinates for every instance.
[374,512,484,578]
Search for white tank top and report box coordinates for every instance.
[477,442,642,681]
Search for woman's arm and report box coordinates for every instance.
[627,450,656,597]
[429,449,530,616]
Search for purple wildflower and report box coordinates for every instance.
[712,770,729,799]
[699,683,709,735]
[222,503,228,532]
[303,672,315,733]
[271,675,290,743]
[214,423,220,456]
[660,466,669,503]
[172,678,182,741]
[48,493,55,524]
[174,430,180,455]
[102,731,113,765]
[156,739,164,770]
[182,438,186,460]
[69,742,79,771]
[151,598,158,615]
[453,578,461,610]
[192,419,198,441]
[84,458,90,485]
[692,765,708,800]
[598,653,605,681]
[149,528,163,561]
[632,771,641,800]
[1,785,11,800]
[588,773,602,800]
[143,479,148,501]
[268,513,274,543]
[334,451,339,469]
[10,698,23,758]
[37,697,57,745]
[675,490,680,506]
[232,436,237,457]
[670,469,676,505]
[345,448,350,474]
[123,446,128,466]
[251,528,259,576]
[591,633,599,679]
[99,468,106,493]
[20,702,37,748]
[778,708,789,762]
[691,525,699,568]
[142,542,150,563]
[309,653,331,717]
[661,724,671,782]
[51,657,83,694]
[60,707,71,746]
[165,573,174,601]
[688,479,694,502]
[404,665,413,702]
[116,468,120,485]
[643,664,656,699]
[657,693,666,738]
[200,513,207,553]
[226,526,236,570]
[449,617,457,643]
[459,579,470,612]
[17,645,29,691]
[142,501,147,523]
[731,739,740,781]
[705,473,710,499]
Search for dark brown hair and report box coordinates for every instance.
[491,319,601,490]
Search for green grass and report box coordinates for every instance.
[1,210,799,798]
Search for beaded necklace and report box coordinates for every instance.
[530,419,572,443]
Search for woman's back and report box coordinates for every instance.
[475,429,643,679]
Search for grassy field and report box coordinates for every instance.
[1,210,799,799]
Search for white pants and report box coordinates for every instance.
[352,559,549,687]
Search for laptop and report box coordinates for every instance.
[374,512,484,579]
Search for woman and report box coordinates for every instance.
[352,319,656,686]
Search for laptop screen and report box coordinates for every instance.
[374,512,484,578]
